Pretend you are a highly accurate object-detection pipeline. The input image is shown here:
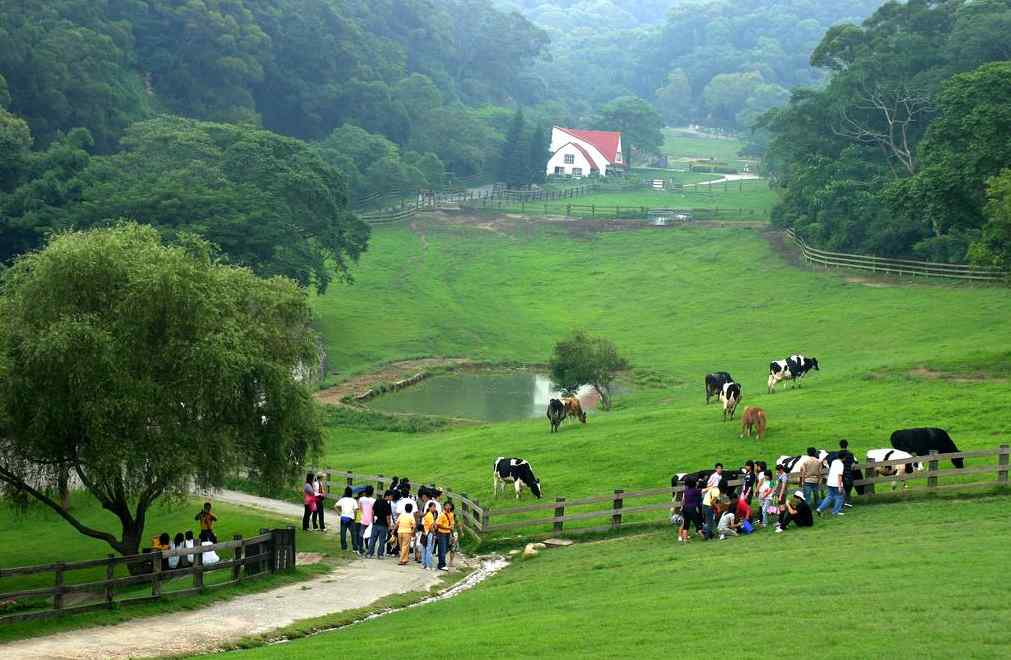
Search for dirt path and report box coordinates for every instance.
[314,358,474,405]
[3,559,447,659]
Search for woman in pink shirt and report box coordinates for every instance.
[357,486,376,554]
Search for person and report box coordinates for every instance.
[738,460,756,521]
[154,532,172,571]
[194,502,217,534]
[184,530,195,556]
[421,501,438,569]
[335,486,359,551]
[435,501,456,571]
[169,532,188,569]
[366,490,393,558]
[797,447,823,506]
[302,473,316,532]
[199,530,220,565]
[706,463,724,489]
[396,502,416,566]
[359,486,376,553]
[701,482,720,540]
[774,463,789,508]
[757,469,775,527]
[776,491,814,533]
[834,439,858,503]
[353,493,364,554]
[678,477,704,543]
[817,455,846,517]
[717,502,740,540]
[312,473,326,531]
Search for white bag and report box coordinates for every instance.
[363,523,373,540]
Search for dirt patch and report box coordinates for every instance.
[845,276,895,288]
[314,358,475,405]
[906,368,1006,384]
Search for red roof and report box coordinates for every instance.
[556,127,622,163]
[564,142,599,172]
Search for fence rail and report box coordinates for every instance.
[785,229,1008,282]
[326,446,1008,539]
[0,528,295,623]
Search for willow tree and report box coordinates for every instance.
[0,223,322,556]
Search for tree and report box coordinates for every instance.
[0,223,322,557]
[654,69,693,126]
[597,96,664,166]
[969,169,1011,270]
[527,124,548,184]
[499,108,530,187]
[548,331,628,410]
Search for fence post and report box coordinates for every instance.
[151,551,162,597]
[999,444,1009,486]
[612,489,624,530]
[233,534,244,582]
[260,528,270,574]
[54,562,65,610]
[346,471,353,488]
[105,554,115,604]
[864,458,876,497]
[193,548,204,590]
[460,491,471,529]
[553,497,566,533]
[927,450,939,491]
[288,526,296,569]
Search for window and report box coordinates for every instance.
[554,166,564,175]
[564,154,575,165]
[572,167,583,176]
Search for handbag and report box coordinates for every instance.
[740,519,754,534]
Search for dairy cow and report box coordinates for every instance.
[705,372,734,405]
[720,382,742,421]
[493,457,542,499]
[546,399,566,433]
[768,354,820,393]
[890,428,964,468]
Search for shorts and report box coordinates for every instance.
[681,506,703,531]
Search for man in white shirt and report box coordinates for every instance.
[816,457,846,516]
[334,487,358,551]
[706,463,724,490]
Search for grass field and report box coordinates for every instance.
[216,494,1011,659]
[662,128,749,169]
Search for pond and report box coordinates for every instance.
[367,372,599,422]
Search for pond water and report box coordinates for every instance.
[367,372,597,421]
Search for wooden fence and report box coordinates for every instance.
[786,229,1008,282]
[325,445,1008,538]
[0,528,296,623]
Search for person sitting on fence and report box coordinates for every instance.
[396,502,416,566]
[154,532,172,571]
[169,532,189,570]
[678,476,705,544]
[195,501,218,534]
[335,486,359,552]
[775,491,814,533]
[199,530,220,565]
[184,530,195,551]
[717,501,740,540]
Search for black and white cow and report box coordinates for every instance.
[546,399,566,433]
[704,372,734,405]
[890,428,964,468]
[866,448,922,490]
[720,381,742,421]
[493,457,542,499]
[673,469,743,500]
[767,354,820,393]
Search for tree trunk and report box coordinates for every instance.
[119,521,147,574]
[594,383,611,410]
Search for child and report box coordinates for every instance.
[757,469,775,527]
[717,502,739,540]
[195,502,217,534]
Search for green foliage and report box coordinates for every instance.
[597,96,663,166]
[321,407,448,434]
[970,169,1011,270]
[0,108,31,192]
[0,224,322,555]
[549,330,628,409]
[527,124,548,184]
[499,108,530,187]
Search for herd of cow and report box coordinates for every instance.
[489,354,967,501]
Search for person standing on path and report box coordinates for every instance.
[358,486,376,553]
[435,502,456,571]
[396,502,417,565]
[797,447,823,506]
[366,491,393,558]
[302,473,316,532]
[817,456,846,517]
[421,501,438,569]
[312,473,326,531]
[335,487,359,551]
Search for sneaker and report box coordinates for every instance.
[834,512,845,517]
[719,534,726,540]
[439,567,449,571]
[775,526,783,534]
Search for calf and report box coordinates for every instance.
[705,372,734,405]
[563,397,587,424]
[739,406,766,440]
[546,398,566,433]
[866,448,922,490]
[720,382,741,421]
[767,354,820,393]
[890,428,964,468]
[493,457,542,499]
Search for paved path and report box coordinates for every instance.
[3,558,446,659]
[207,488,314,526]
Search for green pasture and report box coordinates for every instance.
[216,494,1011,659]
[662,128,749,168]
[312,219,1011,507]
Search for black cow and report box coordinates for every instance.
[768,354,820,393]
[546,398,566,433]
[493,457,542,499]
[890,428,964,468]
[704,372,734,405]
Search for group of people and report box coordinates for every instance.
[151,501,222,569]
[676,439,856,543]
[303,473,461,571]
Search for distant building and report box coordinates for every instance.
[546,126,624,177]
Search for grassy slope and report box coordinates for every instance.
[219,495,1011,659]
[313,221,1011,503]
[662,128,748,167]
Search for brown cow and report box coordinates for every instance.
[562,397,587,423]
[740,407,766,440]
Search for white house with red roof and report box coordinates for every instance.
[546,126,624,177]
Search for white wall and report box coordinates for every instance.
[546,144,595,177]
[549,127,612,173]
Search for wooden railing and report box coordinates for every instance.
[0,528,296,623]
[786,229,1008,282]
[326,445,1008,539]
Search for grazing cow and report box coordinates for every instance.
[546,398,566,433]
[563,397,587,424]
[740,406,767,439]
[720,382,741,421]
[767,354,820,393]
[866,448,922,490]
[493,457,542,499]
[890,428,964,468]
[704,372,734,405]
[674,469,743,500]
[776,450,829,475]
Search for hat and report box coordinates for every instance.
[794,490,805,500]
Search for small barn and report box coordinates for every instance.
[546,127,625,177]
